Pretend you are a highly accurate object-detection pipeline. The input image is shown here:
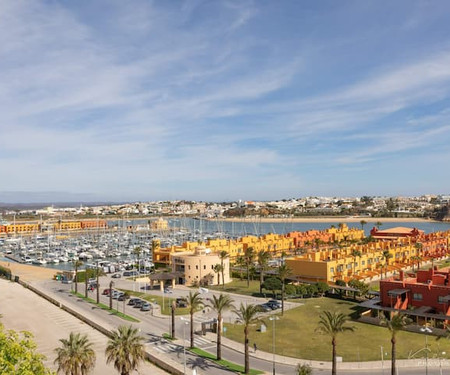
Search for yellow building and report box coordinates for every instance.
[285,236,432,283]
[170,246,231,286]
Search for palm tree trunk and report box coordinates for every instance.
[281,283,285,315]
[74,264,78,294]
[246,264,250,287]
[244,327,249,374]
[217,313,222,360]
[332,338,336,375]
[259,270,264,293]
[391,336,396,375]
[221,269,225,288]
[190,312,194,348]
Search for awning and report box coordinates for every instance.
[388,289,409,296]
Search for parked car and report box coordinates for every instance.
[267,300,282,309]
[128,298,140,306]
[102,289,111,296]
[257,304,272,312]
[111,273,121,279]
[164,287,172,294]
[118,294,128,301]
[112,292,123,300]
[176,297,188,308]
[141,303,151,311]
[133,300,144,308]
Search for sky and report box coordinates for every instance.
[1,0,450,203]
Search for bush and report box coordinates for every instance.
[285,284,296,296]
[0,265,12,280]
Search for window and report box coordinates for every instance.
[188,265,191,270]
[361,261,365,266]
[196,265,198,270]
[330,267,334,274]
[438,296,446,304]
[204,265,206,270]
[413,293,423,301]
[347,264,352,270]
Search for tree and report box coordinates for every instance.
[257,250,271,294]
[285,284,297,296]
[133,247,141,279]
[376,221,383,229]
[359,220,367,231]
[105,325,145,375]
[54,332,96,375]
[234,303,261,374]
[235,255,246,280]
[380,314,411,375]
[213,264,223,285]
[296,363,313,375]
[277,264,292,315]
[0,323,53,375]
[262,277,282,298]
[219,250,229,287]
[187,291,203,348]
[296,284,308,298]
[382,250,393,278]
[208,294,234,360]
[316,281,330,297]
[73,260,83,294]
[351,250,362,277]
[244,247,255,287]
[316,311,355,375]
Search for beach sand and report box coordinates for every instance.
[0,260,56,282]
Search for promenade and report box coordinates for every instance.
[1,261,449,375]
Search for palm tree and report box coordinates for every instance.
[73,260,83,294]
[277,263,292,315]
[351,250,362,277]
[244,247,255,287]
[54,332,96,375]
[213,264,223,285]
[360,220,367,231]
[376,221,383,229]
[296,363,313,375]
[235,255,246,280]
[219,250,229,287]
[187,291,203,348]
[380,314,410,375]
[257,250,271,294]
[234,303,260,374]
[382,250,393,278]
[208,294,234,360]
[316,311,354,375]
[105,325,145,375]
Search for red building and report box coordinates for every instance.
[380,268,450,323]
[370,226,424,240]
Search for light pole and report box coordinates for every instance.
[380,345,384,374]
[181,317,189,375]
[420,326,432,375]
[269,315,279,375]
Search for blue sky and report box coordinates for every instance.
[1,0,450,203]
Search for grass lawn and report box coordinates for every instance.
[223,297,450,362]
[209,279,271,298]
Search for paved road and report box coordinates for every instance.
[8,272,450,375]
[0,279,167,375]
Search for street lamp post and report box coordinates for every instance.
[269,315,279,375]
[420,326,432,375]
[96,260,100,304]
[181,317,189,375]
[380,345,384,374]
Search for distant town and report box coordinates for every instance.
[1,194,450,221]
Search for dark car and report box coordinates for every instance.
[176,297,188,308]
[128,298,140,306]
[267,300,282,309]
[118,294,128,301]
[133,300,144,308]
[111,273,121,279]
